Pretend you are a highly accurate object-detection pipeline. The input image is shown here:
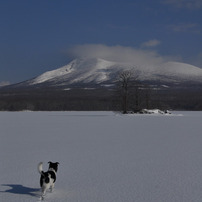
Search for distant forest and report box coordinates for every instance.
[1,84,202,111]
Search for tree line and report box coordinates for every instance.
[1,70,202,111]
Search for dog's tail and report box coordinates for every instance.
[38,162,44,175]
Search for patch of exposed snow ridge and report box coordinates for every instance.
[128,109,171,115]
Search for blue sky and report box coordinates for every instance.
[0,0,201,85]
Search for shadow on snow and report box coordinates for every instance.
[0,184,40,197]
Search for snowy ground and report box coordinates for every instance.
[1,111,202,202]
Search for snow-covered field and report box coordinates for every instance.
[1,111,202,202]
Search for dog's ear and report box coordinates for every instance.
[56,162,59,165]
[48,161,52,164]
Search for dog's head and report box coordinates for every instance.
[48,161,59,172]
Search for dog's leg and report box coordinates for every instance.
[49,178,55,193]
[41,186,47,198]
[50,186,53,193]
[39,195,44,201]
[39,191,45,201]
[40,184,49,200]
[50,182,55,193]
[39,190,45,201]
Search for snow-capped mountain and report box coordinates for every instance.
[29,58,118,86]
[13,58,202,88]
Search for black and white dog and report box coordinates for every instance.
[38,161,59,198]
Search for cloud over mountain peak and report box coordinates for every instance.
[67,44,179,68]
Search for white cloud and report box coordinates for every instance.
[168,23,200,33]
[67,44,179,67]
[163,0,202,9]
[0,81,10,87]
[141,40,161,48]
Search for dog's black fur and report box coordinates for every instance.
[38,161,59,198]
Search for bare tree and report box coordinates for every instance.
[117,69,140,113]
[118,70,132,113]
[132,79,141,111]
[144,84,151,109]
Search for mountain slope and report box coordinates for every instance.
[30,58,117,85]
[10,58,202,88]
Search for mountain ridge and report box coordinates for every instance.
[4,57,202,89]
